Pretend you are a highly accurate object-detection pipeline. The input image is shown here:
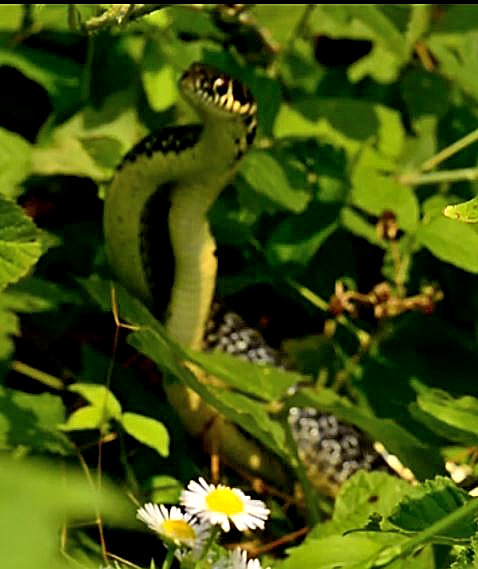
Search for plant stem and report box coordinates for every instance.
[372,497,478,567]
[421,127,478,172]
[199,525,221,561]
[398,167,478,187]
[161,546,176,569]
[11,360,64,390]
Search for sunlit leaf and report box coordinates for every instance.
[389,476,474,538]
[416,215,478,273]
[0,195,42,291]
[0,386,70,454]
[0,127,32,198]
[68,383,122,420]
[0,455,133,569]
[240,149,311,213]
[142,39,178,112]
[122,412,169,457]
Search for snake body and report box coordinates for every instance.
[104,62,382,493]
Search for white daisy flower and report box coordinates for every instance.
[180,477,270,533]
[230,548,263,569]
[136,503,210,548]
[214,548,267,569]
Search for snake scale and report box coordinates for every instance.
[103,62,384,495]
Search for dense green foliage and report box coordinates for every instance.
[2,4,478,569]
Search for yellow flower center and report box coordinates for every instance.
[206,487,244,515]
[163,519,196,542]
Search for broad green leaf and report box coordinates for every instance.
[265,202,340,267]
[150,475,183,504]
[348,45,403,84]
[239,149,311,213]
[0,386,70,454]
[288,387,443,480]
[444,197,478,224]
[311,470,412,538]
[0,455,133,569]
[0,45,82,115]
[0,4,23,30]
[274,98,404,159]
[122,412,169,457]
[427,31,478,102]
[309,5,407,58]
[350,168,419,233]
[79,136,124,170]
[0,297,19,360]
[60,405,109,432]
[412,381,478,443]
[0,127,32,198]
[32,91,141,180]
[252,5,307,46]
[0,195,42,291]
[388,476,474,538]
[142,39,178,112]
[69,383,122,420]
[275,532,411,569]
[308,5,413,83]
[204,388,287,459]
[416,215,478,273]
[3,276,81,313]
[188,349,305,402]
[340,206,386,247]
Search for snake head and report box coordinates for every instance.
[180,62,257,118]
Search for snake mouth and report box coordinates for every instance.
[180,62,257,117]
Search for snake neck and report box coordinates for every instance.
[104,111,256,349]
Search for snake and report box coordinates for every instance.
[103,62,384,495]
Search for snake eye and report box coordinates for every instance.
[213,78,229,96]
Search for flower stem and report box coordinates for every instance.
[199,525,220,561]
[161,546,176,569]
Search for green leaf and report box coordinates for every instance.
[239,149,311,213]
[0,455,133,569]
[188,349,305,402]
[265,202,340,267]
[142,39,178,112]
[3,276,82,313]
[59,405,108,432]
[312,471,412,538]
[412,381,478,444]
[0,4,23,31]
[0,195,42,291]
[251,5,307,46]
[0,45,82,116]
[275,532,410,569]
[68,383,122,420]
[444,197,478,224]
[32,91,142,181]
[150,475,183,504]
[388,476,474,538]
[349,168,420,233]
[0,297,19,360]
[427,30,478,103]
[274,98,404,159]
[340,206,386,247]
[308,471,412,543]
[203,387,287,458]
[0,127,32,198]
[0,386,70,454]
[416,215,478,274]
[308,5,413,83]
[122,412,169,457]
